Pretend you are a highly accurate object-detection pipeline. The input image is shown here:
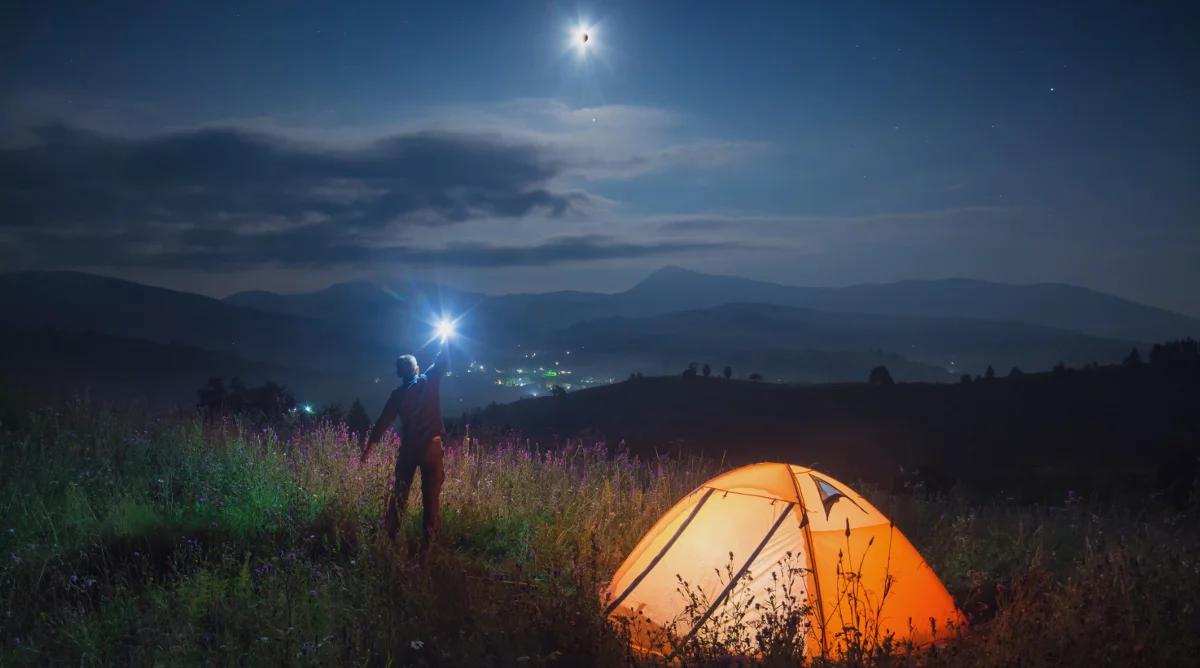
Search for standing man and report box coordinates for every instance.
[361,342,447,547]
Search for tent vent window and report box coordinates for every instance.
[810,475,866,518]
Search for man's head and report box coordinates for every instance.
[396,354,419,381]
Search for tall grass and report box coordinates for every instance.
[1,399,1197,666]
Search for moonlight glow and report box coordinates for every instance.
[570,24,595,55]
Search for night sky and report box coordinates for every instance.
[2,1,1198,314]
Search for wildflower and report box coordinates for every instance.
[410,640,425,650]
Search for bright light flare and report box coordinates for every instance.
[569,23,595,56]
[434,317,457,343]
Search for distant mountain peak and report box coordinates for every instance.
[647,264,698,277]
[632,265,763,290]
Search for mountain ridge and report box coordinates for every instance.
[224,265,1199,343]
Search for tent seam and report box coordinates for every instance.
[791,467,829,655]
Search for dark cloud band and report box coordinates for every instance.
[66,230,727,270]
[0,123,622,269]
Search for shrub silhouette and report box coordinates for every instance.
[196,376,295,426]
[1123,347,1142,367]
[1150,338,1199,368]
[346,398,370,442]
[868,366,895,386]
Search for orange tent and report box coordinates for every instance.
[604,463,963,658]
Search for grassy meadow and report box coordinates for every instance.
[1,398,1198,666]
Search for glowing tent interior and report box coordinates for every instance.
[604,462,964,657]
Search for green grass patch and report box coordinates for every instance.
[1,401,1198,666]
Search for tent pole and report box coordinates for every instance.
[791,468,829,656]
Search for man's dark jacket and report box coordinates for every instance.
[368,350,445,449]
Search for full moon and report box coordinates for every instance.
[570,24,594,54]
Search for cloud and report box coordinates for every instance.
[652,207,1018,234]
[411,235,731,268]
[0,122,615,269]
[0,123,592,230]
[0,100,762,273]
[19,227,728,271]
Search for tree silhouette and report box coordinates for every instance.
[197,377,228,413]
[702,363,711,377]
[1150,339,1199,368]
[960,374,973,384]
[984,365,996,380]
[317,403,344,423]
[551,384,567,397]
[723,366,732,380]
[346,399,370,441]
[748,372,763,382]
[868,365,894,386]
[196,377,294,425]
[1008,366,1024,378]
[1123,347,1142,367]
[682,362,699,378]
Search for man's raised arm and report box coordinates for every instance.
[425,341,449,382]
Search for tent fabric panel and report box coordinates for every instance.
[691,505,812,652]
[606,488,716,615]
[808,523,962,651]
[680,502,799,643]
[608,486,710,591]
[607,492,800,645]
[611,502,810,657]
[703,462,799,501]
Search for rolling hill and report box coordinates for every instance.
[2,267,1192,409]
[0,272,522,412]
[0,326,342,408]
[0,271,391,374]
[229,266,1198,350]
[594,266,1200,343]
[470,366,1200,499]
[550,302,1134,379]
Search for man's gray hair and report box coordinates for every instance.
[397,354,418,370]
